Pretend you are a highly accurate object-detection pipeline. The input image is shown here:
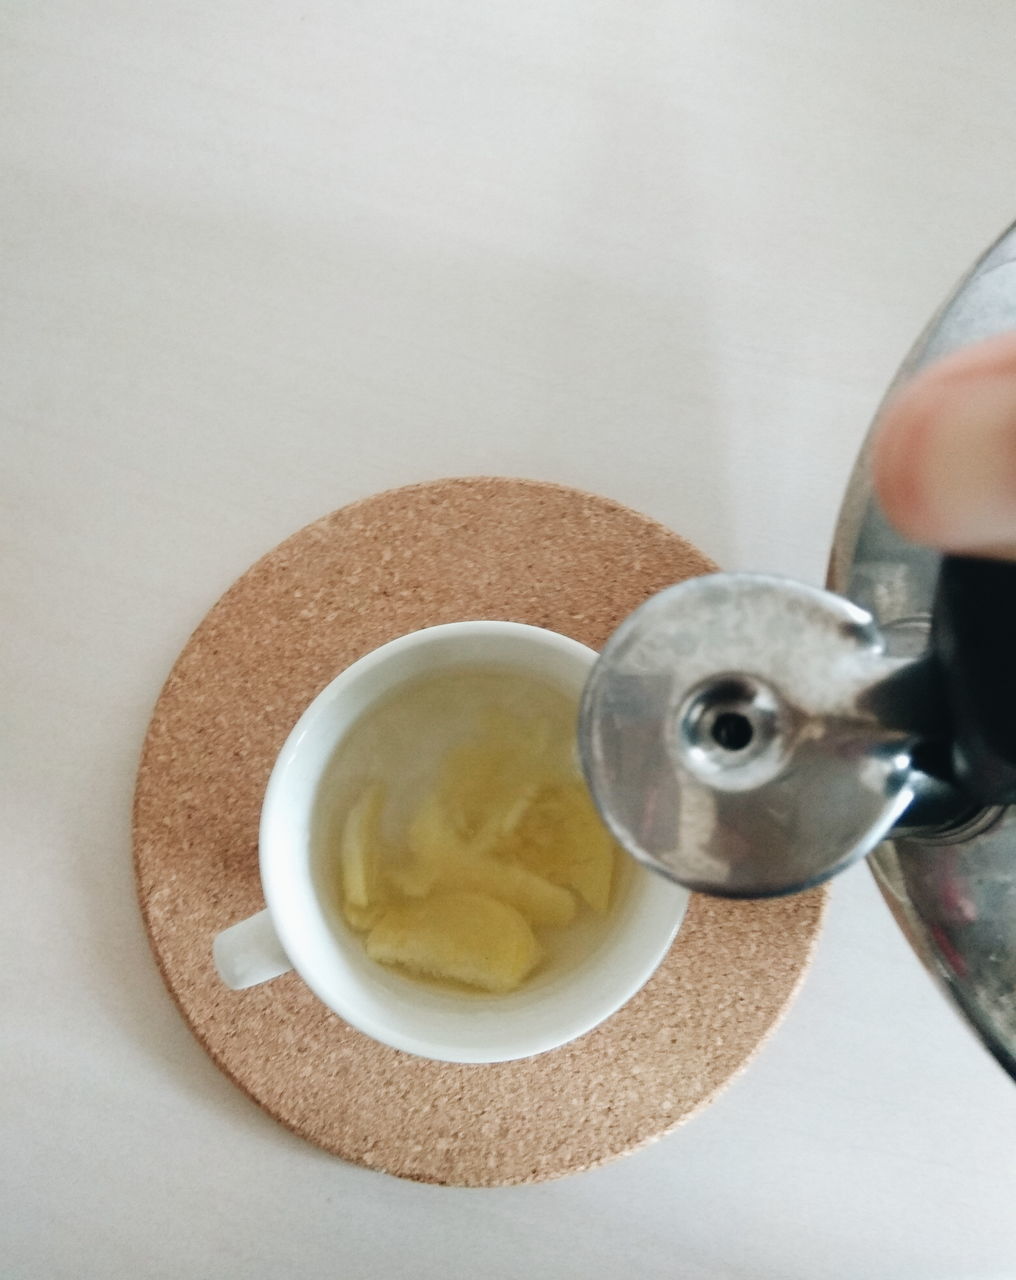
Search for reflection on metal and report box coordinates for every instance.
[580,575,916,897]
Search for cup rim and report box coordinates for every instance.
[259,621,687,1062]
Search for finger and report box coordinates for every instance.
[872,333,1016,559]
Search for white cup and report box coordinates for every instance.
[212,621,688,1063]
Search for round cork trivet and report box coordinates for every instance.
[134,477,826,1186]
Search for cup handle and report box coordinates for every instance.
[213,909,293,990]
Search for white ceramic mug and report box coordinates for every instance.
[212,621,688,1063]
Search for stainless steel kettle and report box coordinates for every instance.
[579,221,1016,1079]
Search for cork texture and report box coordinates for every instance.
[133,477,826,1186]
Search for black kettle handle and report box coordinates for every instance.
[932,555,1016,805]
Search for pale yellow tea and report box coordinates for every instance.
[314,667,625,994]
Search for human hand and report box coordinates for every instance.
[872,333,1016,561]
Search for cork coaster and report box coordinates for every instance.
[134,477,826,1186]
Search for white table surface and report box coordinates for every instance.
[5,3,1016,1276]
